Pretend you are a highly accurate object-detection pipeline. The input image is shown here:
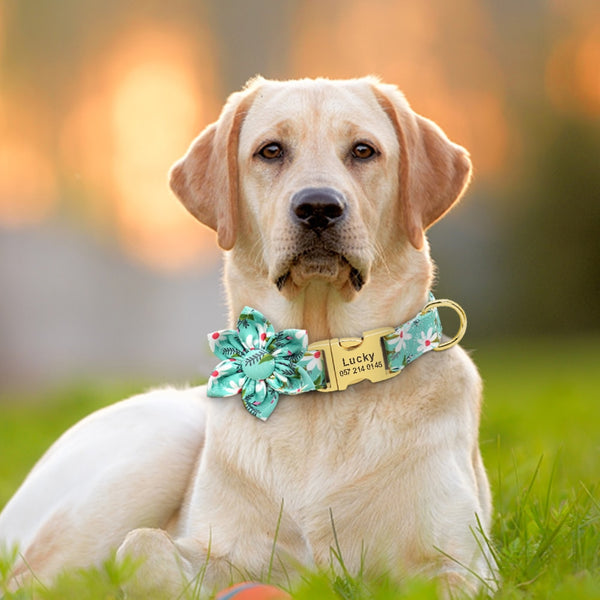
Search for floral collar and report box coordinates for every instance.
[207,296,467,420]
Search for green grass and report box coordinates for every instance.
[1,337,599,598]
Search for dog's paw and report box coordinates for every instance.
[436,570,479,600]
[117,527,191,599]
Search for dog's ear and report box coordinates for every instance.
[169,84,259,250]
[372,82,472,250]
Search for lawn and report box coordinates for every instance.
[1,337,599,598]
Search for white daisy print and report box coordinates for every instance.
[391,326,412,353]
[416,328,439,353]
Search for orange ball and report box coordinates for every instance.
[214,582,292,600]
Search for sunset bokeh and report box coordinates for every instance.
[0,0,598,388]
[1,1,598,268]
[59,25,220,268]
[291,0,510,177]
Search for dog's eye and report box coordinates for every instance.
[351,143,376,160]
[258,143,284,160]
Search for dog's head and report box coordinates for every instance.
[170,77,471,301]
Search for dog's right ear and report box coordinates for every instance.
[371,81,472,251]
[169,84,259,250]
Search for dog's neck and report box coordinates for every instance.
[224,242,433,342]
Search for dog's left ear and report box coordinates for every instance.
[372,82,472,250]
[169,82,260,250]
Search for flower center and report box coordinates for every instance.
[242,348,275,381]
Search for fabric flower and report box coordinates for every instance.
[207,307,316,420]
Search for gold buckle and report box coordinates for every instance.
[308,327,396,392]
[309,299,467,392]
[420,298,467,351]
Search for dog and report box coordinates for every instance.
[0,76,493,597]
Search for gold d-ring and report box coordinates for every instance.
[421,299,467,351]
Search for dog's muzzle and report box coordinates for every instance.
[274,187,365,298]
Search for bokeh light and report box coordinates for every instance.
[291,0,510,177]
[59,25,220,269]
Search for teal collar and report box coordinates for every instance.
[206,296,467,421]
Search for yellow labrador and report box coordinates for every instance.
[0,77,493,597]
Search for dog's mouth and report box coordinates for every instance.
[274,250,366,300]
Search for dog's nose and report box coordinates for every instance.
[291,187,346,231]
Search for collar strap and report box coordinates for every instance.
[300,297,467,392]
[206,297,466,420]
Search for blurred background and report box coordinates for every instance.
[0,0,599,393]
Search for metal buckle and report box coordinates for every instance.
[308,327,396,392]
[309,298,467,392]
[420,298,467,351]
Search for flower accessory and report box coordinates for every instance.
[207,307,318,420]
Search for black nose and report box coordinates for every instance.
[291,187,347,231]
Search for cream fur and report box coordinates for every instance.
[0,77,493,597]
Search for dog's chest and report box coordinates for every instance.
[210,378,425,498]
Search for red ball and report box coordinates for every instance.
[214,582,292,600]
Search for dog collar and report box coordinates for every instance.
[206,296,467,421]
